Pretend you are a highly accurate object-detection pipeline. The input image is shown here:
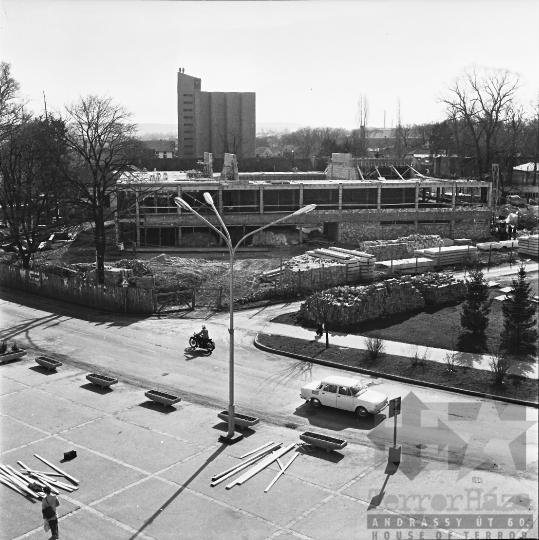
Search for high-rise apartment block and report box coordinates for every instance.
[177,69,256,159]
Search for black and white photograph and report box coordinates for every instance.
[1,1,538,539]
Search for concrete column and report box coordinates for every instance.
[415,183,419,210]
[259,186,264,214]
[487,183,493,208]
[218,185,223,214]
[452,182,456,209]
[177,226,182,246]
[177,188,182,215]
[338,184,343,211]
[299,184,304,207]
[377,185,382,210]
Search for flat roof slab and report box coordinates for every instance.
[116,401,224,447]
[0,415,46,452]
[290,495,368,540]
[38,374,145,414]
[0,436,147,506]
[21,508,137,540]
[160,447,328,526]
[62,416,201,473]
[0,386,104,433]
[94,476,278,540]
[1,357,82,387]
[0,376,27,396]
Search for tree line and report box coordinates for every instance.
[257,67,539,182]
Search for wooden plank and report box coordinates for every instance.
[34,454,80,485]
[0,474,27,496]
[29,473,60,494]
[240,442,274,459]
[211,444,282,483]
[210,450,277,487]
[228,443,295,489]
[0,468,41,498]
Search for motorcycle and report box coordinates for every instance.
[189,333,215,353]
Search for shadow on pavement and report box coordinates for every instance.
[28,365,57,376]
[293,402,386,432]
[79,382,114,395]
[138,401,179,414]
[125,444,228,540]
[183,347,212,361]
[299,447,345,463]
[212,422,256,439]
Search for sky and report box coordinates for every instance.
[1,0,538,133]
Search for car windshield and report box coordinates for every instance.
[350,383,366,396]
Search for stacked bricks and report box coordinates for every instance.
[518,235,539,257]
[405,272,466,305]
[298,279,426,326]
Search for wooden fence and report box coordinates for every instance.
[0,265,156,314]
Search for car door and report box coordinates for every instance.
[336,386,356,411]
[319,384,338,407]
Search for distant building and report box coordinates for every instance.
[177,69,256,159]
[142,140,176,159]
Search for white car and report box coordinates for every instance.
[300,375,389,417]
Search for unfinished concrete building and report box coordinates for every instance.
[114,153,492,249]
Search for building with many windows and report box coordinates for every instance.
[177,69,256,159]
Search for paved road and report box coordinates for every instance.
[1,282,537,479]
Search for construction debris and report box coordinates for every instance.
[0,455,80,501]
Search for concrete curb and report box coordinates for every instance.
[254,333,539,409]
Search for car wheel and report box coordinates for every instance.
[356,406,369,417]
[189,337,197,348]
[311,398,321,408]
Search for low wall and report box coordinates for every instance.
[0,265,155,314]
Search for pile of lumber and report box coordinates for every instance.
[375,257,435,274]
[211,441,298,493]
[0,454,79,500]
[420,245,478,266]
[476,242,502,251]
[361,234,444,259]
[307,248,375,281]
[453,238,472,245]
[518,235,539,257]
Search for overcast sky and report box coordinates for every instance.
[1,0,538,132]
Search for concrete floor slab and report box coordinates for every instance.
[38,373,145,414]
[95,476,278,540]
[21,508,137,540]
[0,436,147,505]
[0,376,28,396]
[0,415,47,453]
[1,482,79,540]
[0,387,105,433]
[290,495,368,540]
[0,357,82,386]
[161,448,328,527]
[287,444,382,491]
[62,416,201,473]
[116,400,224,446]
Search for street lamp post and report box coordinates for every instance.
[175,194,315,443]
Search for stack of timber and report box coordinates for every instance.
[375,257,435,274]
[476,242,502,251]
[420,245,478,266]
[453,238,472,246]
[307,248,375,282]
[361,234,444,259]
[518,235,539,257]
[498,239,519,249]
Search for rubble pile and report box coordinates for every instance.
[405,272,466,305]
[298,280,426,326]
[299,272,466,325]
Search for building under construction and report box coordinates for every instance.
[114,153,493,249]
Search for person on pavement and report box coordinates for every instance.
[42,485,60,539]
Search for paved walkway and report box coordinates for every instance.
[262,322,539,379]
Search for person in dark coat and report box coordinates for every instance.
[42,485,60,539]
[316,322,324,337]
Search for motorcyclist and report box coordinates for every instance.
[196,325,209,345]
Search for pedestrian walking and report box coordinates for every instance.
[42,485,60,539]
[315,322,324,338]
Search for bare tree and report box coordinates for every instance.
[217,127,248,157]
[356,94,370,157]
[59,95,141,284]
[0,62,27,141]
[440,67,520,175]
